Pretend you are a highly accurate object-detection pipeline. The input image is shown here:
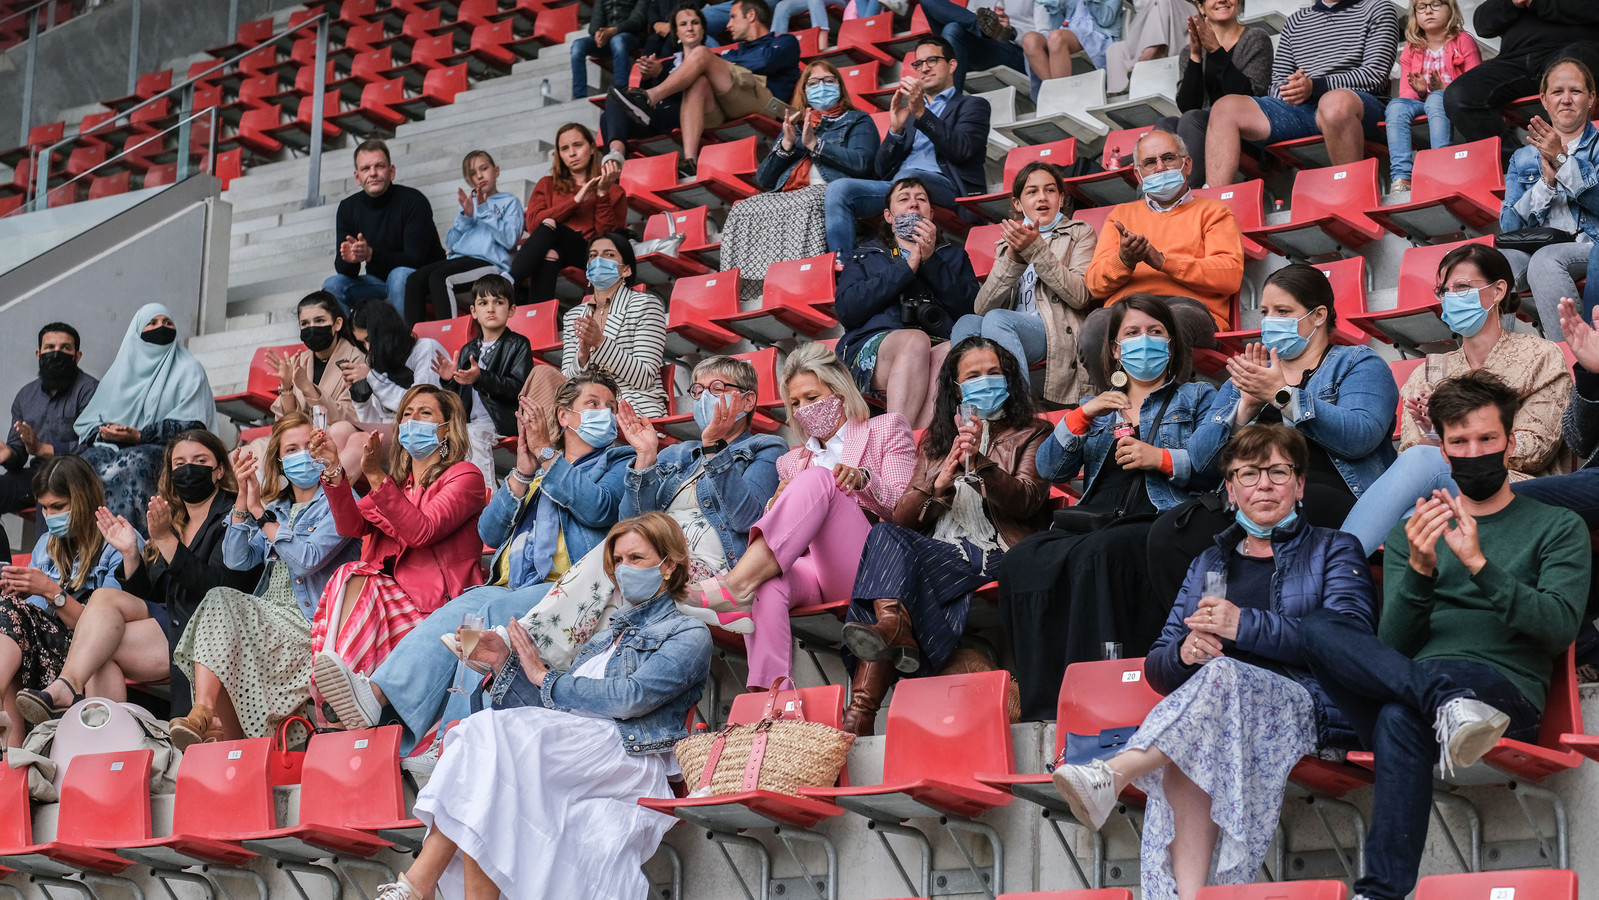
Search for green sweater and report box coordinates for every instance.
[1382,495,1590,710]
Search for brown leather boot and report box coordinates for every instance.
[840,658,895,736]
[841,599,921,673]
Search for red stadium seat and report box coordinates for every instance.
[745,252,839,338]
[1346,235,1493,352]
[966,222,1004,280]
[1195,883,1347,899]
[875,5,934,61]
[1415,869,1576,900]
[207,16,275,59]
[634,207,718,282]
[105,68,174,112]
[413,314,477,359]
[665,271,742,355]
[0,750,149,884]
[814,13,895,65]
[216,343,307,426]
[384,34,459,81]
[0,119,62,168]
[328,78,409,135]
[1366,137,1505,242]
[506,300,564,364]
[838,59,883,109]
[958,138,1078,222]
[392,64,469,117]
[1192,179,1267,262]
[231,105,286,156]
[532,3,581,47]
[88,171,132,199]
[1062,127,1146,207]
[1244,159,1384,260]
[444,20,520,74]
[267,92,345,150]
[620,150,682,217]
[659,136,761,207]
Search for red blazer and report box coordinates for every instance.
[325,461,487,612]
[775,414,917,521]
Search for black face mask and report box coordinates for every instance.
[37,351,78,394]
[1446,448,1509,502]
[141,326,177,346]
[170,463,217,505]
[300,325,336,353]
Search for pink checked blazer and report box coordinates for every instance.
[325,460,487,612]
[775,413,917,520]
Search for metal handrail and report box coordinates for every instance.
[31,9,331,212]
[11,0,58,147]
[7,105,220,218]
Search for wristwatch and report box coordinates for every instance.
[1556,151,1570,167]
[704,439,729,456]
[539,446,556,461]
[1273,387,1294,409]
[51,591,67,608]
[255,510,278,528]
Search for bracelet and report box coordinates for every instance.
[230,509,249,520]
[320,464,344,485]
[509,468,537,484]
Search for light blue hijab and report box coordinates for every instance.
[74,302,216,441]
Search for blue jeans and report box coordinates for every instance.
[322,268,414,316]
[1577,241,1599,324]
[1340,444,1458,556]
[703,0,735,36]
[1254,90,1387,144]
[1385,93,1451,182]
[368,582,552,754]
[823,170,958,254]
[571,31,640,99]
[918,0,1025,91]
[1513,467,1599,529]
[1299,609,1540,900]
[950,309,1048,368]
[771,0,877,32]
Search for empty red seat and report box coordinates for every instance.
[393,63,469,116]
[385,34,459,80]
[1192,179,1267,261]
[0,750,150,881]
[1416,869,1576,900]
[506,299,564,364]
[337,21,391,62]
[1244,159,1385,260]
[817,13,895,65]
[444,20,519,73]
[1195,883,1347,899]
[838,59,883,109]
[665,270,742,355]
[635,207,717,280]
[532,3,580,47]
[1346,235,1492,352]
[965,222,1004,281]
[329,78,409,135]
[745,252,839,339]
[620,151,683,217]
[959,138,1078,223]
[231,105,286,156]
[208,16,275,58]
[1366,136,1505,242]
[660,136,761,207]
[1063,127,1146,207]
[267,92,345,150]
[88,171,132,199]
[64,143,108,177]
[0,120,63,167]
[46,183,79,208]
[413,314,477,360]
[875,6,934,60]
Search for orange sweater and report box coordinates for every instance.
[1084,196,1245,328]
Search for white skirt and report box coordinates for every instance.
[415,706,677,899]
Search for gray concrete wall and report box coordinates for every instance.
[0,0,283,142]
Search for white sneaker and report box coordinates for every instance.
[1050,758,1118,830]
[313,650,382,730]
[1433,696,1510,777]
[401,739,441,778]
[374,875,422,900]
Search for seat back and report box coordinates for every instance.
[1071,204,1115,236]
[1411,136,1505,207]
[350,48,397,82]
[342,21,387,53]
[0,764,32,849]
[965,223,1003,280]
[297,726,407,828]
[1287,159,1380,227]
[422,63,469,104]
[171,738,279,836]
[1414,868,1577,900]
[1003,138,1078,189]
[413,34,460,67]
[730,347,786,421]
[696,135,758,178]
[643,206,711,245]
[137,69,174,99]
[1052,658,1162,758]
[27,121,64,148]
[1529,646,1582,763]
[1397,235,1494,314]
[763,253,837,316]
[248,343,307,397]
[1309,255,1370,346]
[506,300,561,349]
[1195,883,1346,899]
[881,671,1014,785]
[836,13,894,52]
[56,750,153,845]
[413,314,476,359]
[1100,126,1152,169]
[232,16,275,47]
[839,60,882,105]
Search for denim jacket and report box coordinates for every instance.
[1198,344,1398,497]
[480,445,638,588]
[224,490,361,620]
[754,109,881,190]
[623,432,789,567]
[1145,520,1377,750]
[25,534,127,612]
[484,592,712,755]
[1502,122,1599,240]
[1036,380,1225,511]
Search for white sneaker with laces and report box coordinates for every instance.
[1433,696,1510,777]
[374,875,422,900]
[313,650,382,730]
[402,739,441,778]
[1050,758,1118,831]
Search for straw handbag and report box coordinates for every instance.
[674,678,854,798]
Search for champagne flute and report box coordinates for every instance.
[448,612,487,695]
[957,402,980,482]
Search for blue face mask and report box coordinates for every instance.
[1259,310,1317,360]
[280,450,324,489]
[692,390,739,431]
[586,256,622,290]
[1037,210,1066,233]
[1118,334,1171,382]
[43,511,70,538]
[614,563,665,605]
[1235,507,1298,540]
[805,81,841,111]
[1139,168,1187,204]
[574,408,617,448]
[1441,287,1492,337]
[959,374,1010,419]
[397,419,443,460]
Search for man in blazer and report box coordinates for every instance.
[821,35,991,254]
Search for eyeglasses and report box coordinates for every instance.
[1138,152,1184,170]
[1414,0,1447,11]
[1230,464,1296,486]
[908,56,948,71]
[687,380,748,399]
[1433,280,1492,298]
[806,76,840,87]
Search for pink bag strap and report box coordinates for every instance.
[740,720,775,791]
[696,726,736,791]
[760,676,807,723]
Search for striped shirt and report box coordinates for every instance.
[1271,0,1398,100]
[561,285,670,417]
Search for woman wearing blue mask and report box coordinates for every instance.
[308,385,488,680]
[75,303,215,534]
[543,233,670,418]
[1050,424,1376,900]
[1341,243,1572,555]
[1148,263,1399,599]
[730,61,881,296]
[953,161,1097,406]
[998,294,1226,721]
[836,337,1052,734]
[0,456,127,749]
[162,413,359,743]
[370,512,710,900]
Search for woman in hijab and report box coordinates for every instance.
[75,303,216,533]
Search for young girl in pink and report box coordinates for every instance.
[1386,0,1480,193]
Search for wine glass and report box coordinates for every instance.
[447,612,487,695]
[956,402,980,483]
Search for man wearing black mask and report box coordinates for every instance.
[1297,370,1589,900]
[0,323,99,527]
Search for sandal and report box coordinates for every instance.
[16,677,82,726]
[675,577,756,634]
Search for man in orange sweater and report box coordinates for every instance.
[1081,129,1245,386]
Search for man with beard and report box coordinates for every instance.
[0,323,99,540]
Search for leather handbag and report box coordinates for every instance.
[1495,226,1575,254]
[673,678,854,798]
[269,714,316,786]
[1054,726,1140,769]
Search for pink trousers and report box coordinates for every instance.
[744,466,872,688]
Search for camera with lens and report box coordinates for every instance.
[900,296,948,331]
